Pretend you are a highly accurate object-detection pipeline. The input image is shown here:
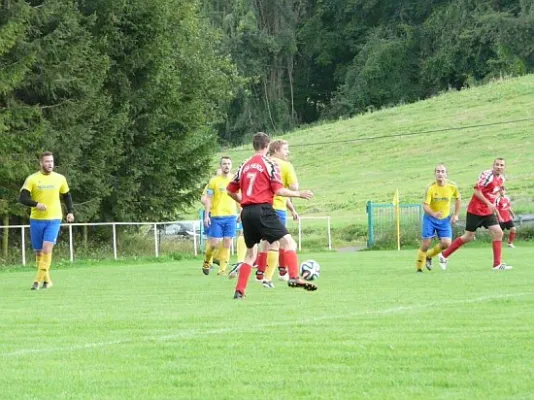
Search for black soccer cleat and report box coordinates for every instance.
[202,261,211,275]
[288,278,317,291]
[425,257,432,271]
[30,282,39,291]
[42,281,53,289]
[233,290,244,299]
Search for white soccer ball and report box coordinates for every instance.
[300,260,320,281]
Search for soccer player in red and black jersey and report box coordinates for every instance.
[438,158,512,270]
[496,187,517,248]
[226,132,317,299]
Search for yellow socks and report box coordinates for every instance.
[36,252,52,282]
[204,242,216,264]
[236,235,246,263]
[426,244,442,259]
[217,247,230,274]
[416,249,426,271]
[264,250,279,281]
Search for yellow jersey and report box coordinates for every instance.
[423,180,460,219]
[21,171,70,220]
[206,174,237,217]
[272,158,298,211]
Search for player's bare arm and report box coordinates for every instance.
[452,198,461,224]
[276,187,313,200]
[227,191,242,204]
[203,196,212,226]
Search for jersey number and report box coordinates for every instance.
[245,173,257,196]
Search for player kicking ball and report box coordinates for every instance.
[226,132,317,299]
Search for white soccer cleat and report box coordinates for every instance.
[438,253,448,270]
[278,274,289,282]
[508,243,516,248]
[493,263,513,270]
[262,280,275,289]
[227,262,242,280]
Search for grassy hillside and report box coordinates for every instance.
[221,75,534,228]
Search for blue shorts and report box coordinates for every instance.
[209,216,238,239]
[422,214,452,240]
[30,219,62,251]
[275,210,287,226]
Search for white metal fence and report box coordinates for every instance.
[0,216,332,265]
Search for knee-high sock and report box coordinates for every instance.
[204,242,216,264]
[235,263,252,294]
[416,249,426,270]
[284,250,299,279]
[508,231,516,244]
[442,237,465,258]
[38,252,52,283]
[492,240,502,267]
[34,254,44,282]
[214,242,224,262]
[218,247,230,273]
[264,250,279,281]
[426,244,442,259]
[236,235,246,263]
[278,249,287,275]
[256,252,268,274]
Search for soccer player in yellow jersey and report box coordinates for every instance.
[19,152,74,290]
[200,169,225,266]
[258,139,299,287]
[416,164,460,272]
[202,157,238,275]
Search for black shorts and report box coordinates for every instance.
[241,204,289,248]
[499,220,515,230]
[465,211,499,232]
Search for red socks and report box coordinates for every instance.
[508,231,516,244]
[284,250,299,279]
[442,237,465,258]
[492,241,502,267]
[278,249,287,276]
[236,263,252,294]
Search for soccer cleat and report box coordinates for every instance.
[493,263,513,270]
[425,257,432,271]
[508,243,515,248]
[278,273,289,282]
[255,271,264,282]
[262,280,275,289]
[41,281,53,289]
[202,261,211,275]
[438,253,448,270]
[416,269,423,273]
[233,290,244,300]
[227,262,242,279]
[30,282,39,291]
[288,278,317,291]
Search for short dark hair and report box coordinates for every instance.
[252,132,270,151]
[220,156,231,164]
[40,151,53,161]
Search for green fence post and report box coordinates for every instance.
[366,201,374,248]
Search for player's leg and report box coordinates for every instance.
[203,219,222,274]
[264,240,280,284]
[417,215,435,272]
[29,220,46,289]
[255,240,269,282]
[279,234,317,291]
[217,216,237,275]
[439,212,478,267]
[486,217,511,269]
[40,220,61,289]
[233,206,262,298]
[508,222,516,247]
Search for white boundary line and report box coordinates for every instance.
[2,292,532,358]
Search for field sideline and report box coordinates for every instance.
[1,246,533,399]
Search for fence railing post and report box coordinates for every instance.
[112,223,117,260]
[69,224,74,262]
[21,226,26,266]
[366,201,374,248]
[154,223,159,258]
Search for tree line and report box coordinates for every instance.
[1,0,533,227]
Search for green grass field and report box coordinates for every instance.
[2,245,533,399]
